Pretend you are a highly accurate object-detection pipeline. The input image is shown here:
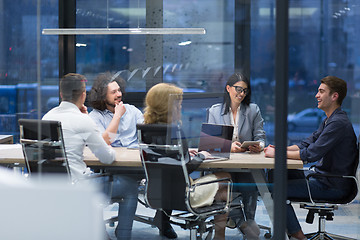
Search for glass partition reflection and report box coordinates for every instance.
[0,1,58,142]
[0,0,359,237]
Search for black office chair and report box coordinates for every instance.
[18,119,124,238]
[137,123,241,240]
[289,161,359,240]
[19,119,71,179]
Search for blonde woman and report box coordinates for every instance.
[144,83,231,240]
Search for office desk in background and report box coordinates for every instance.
[0,135,13,144]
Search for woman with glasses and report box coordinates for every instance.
[208,72,266,240]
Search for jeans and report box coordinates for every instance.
[286,169,346,235]
[95,174,138,240]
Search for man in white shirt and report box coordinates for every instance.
[43,73,138,240]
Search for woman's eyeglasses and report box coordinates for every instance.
[231,86,249,94]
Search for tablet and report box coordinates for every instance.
[240,141,260,148]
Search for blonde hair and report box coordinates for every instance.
[144,83,183,124]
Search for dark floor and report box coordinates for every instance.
[105,196,360,240]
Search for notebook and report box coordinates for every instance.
[197,123,234,162]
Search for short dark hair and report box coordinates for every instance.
[88,72,126,111]
[223,72,252,115]
[60,73,86,102]
[321,76,347,106]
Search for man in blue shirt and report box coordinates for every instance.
[88,72,144,148]
[264,76,358,240]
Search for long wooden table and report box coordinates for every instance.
[0,144,303,169]
[87,147,303,170]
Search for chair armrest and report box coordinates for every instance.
[304,172,358,204]
[306,172,356,180]
[191,177,231,188]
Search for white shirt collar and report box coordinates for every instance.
[229,105,241,141]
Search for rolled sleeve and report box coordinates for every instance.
[83,118,116,164]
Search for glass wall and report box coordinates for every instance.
[0,0,58,141]
[76,0,234,92]
[74,0,360,146]
[75,0,236,143]
[0,0,360,238]
[1,0,360,151]
[253,0,360,144]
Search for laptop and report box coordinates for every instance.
[197,123,234,162]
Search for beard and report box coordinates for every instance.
[105,99,116,108]
[105,97,122,108]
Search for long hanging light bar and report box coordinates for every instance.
[43,0,206,36]
[42,28,206,35]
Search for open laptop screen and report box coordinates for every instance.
[198,123,233,158]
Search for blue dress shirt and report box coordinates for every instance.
[89,104,144,148]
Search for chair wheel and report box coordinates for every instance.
[264,232,272,239]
